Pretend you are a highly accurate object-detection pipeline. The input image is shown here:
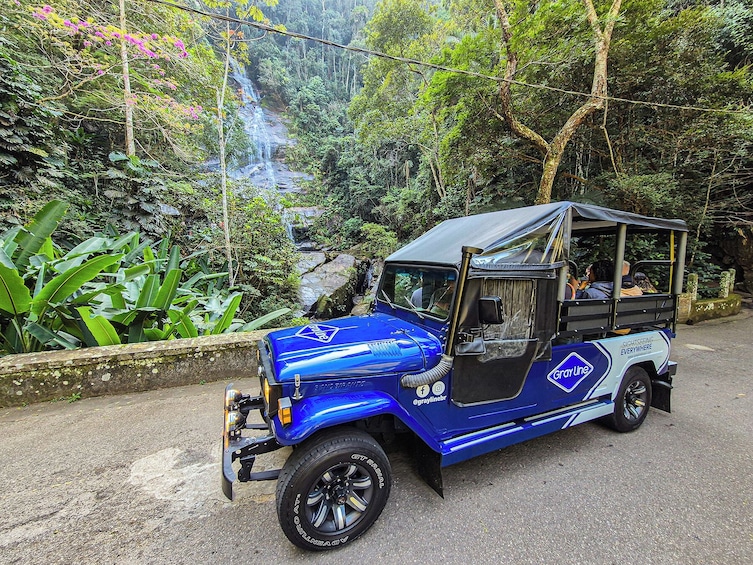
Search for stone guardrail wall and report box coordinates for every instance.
[0,331,268,408]
[677,269,742,324]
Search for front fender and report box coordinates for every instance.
[271,390,440,451]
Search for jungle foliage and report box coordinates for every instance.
[236,0,752,267]
[0,200,290,354]
[0,0,301,355]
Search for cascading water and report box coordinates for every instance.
[227,61,359,319]
[229,59,277,188]
[227,60,313,193]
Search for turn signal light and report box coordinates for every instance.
[278,397,293,426]
[263,378,271,404]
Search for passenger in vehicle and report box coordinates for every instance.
[634,272,659,293]
[565,263,578,299]
[574,259,614,299]
[429,276,456,317]
[621,261,643,296]
[410,285,423,308]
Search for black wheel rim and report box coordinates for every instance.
[305,462,374,534]
[623,379,648,422]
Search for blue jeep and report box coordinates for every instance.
[222,201,687,550]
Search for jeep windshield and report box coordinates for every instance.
[378,265,458,320]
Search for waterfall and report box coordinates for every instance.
[229,59,276,188]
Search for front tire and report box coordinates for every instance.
[276,428,392,551]
[604,366,652,432]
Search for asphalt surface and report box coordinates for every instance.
[1,312,752,564]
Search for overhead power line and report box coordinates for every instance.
[147,0,751,116]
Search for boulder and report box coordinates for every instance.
[299,253,359,319]
[296,251,326,275]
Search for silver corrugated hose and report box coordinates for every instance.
[400,354,454,388]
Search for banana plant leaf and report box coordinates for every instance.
[143,326,173,341]
[167,309,198,338]
[210,292,243,335]
[152,268,182,311]
[126,310,153,344]
[39,237,55,262]
[33,262,47,297]
[52,306,86,341]
[239,307,291,332]
[143,246,156,273]
[134,274,160,308]
[31,254,123,317]
[1,227,21,257]
[0,264,32,317]
[13,200,68,270]
[70,283,124,307]
[123,236,151,265]
[183,299,199,312]
[157,237,170,261]
[75,306,121,346]
[166,245,181,273]
[26,322,78,350]
[0,247,15,269]
[53,237,110,273]
[123,264,151,282]
[0,319,25,354]
[183,271,227,290]
[108,308,156,326]
[108,232,140,252]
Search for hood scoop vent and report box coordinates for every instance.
[367,340,401,358]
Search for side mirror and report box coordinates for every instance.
[479,296,504,324]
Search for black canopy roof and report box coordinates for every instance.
[386,201,687,268]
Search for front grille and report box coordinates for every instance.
[257,340,280,418]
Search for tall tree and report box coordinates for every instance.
[119,0,136,156]
[494,0,622,204]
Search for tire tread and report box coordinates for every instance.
[275,427,391,551]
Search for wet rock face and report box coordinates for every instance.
[298,254,359,319]
[296,251,326,277]
[288,206,323,242]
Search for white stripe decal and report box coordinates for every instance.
[586,342,613,399]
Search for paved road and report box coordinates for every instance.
[1,313,752,564]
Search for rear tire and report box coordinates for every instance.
[276,428,392,551]
[603,366,652,432]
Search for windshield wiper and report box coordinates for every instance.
[403,295,426,319]
[380,290,398,310]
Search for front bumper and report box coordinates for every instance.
[222,385,284,500]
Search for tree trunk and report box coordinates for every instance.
[217,20,235,287]
[119,0,135,156]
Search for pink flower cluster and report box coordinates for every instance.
[153,79,178,91]
[31,5,190,60]
[157,95,204,120]
[32,4,52,19]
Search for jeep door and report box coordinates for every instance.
[451,275,558,405]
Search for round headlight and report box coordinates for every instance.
[224,387,241,410]
[225,410,241,432]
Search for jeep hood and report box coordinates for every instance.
[264,313,443,383]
